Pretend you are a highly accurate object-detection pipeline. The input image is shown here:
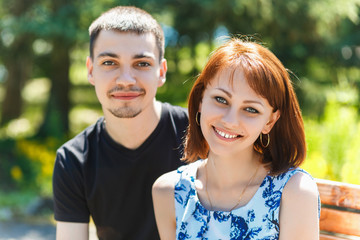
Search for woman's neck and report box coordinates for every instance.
[206,149,263,188]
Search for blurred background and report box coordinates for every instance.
[0,0,359,231]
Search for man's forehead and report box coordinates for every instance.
[94,30,159,59]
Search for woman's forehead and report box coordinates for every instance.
[208,67,246,87]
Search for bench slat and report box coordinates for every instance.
[320,208,360,236]
[320,233,354,240]
[316,178,360,210]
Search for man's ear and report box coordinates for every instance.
[86,56,95,85]
[158,59,167,87]
[262,110,280,134]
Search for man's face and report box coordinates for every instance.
[86,30,167,118]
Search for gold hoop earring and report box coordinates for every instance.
[195,112,201,126]
[260,133,270,148]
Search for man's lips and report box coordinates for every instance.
[110,92,142,100]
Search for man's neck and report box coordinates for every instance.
[103,101,162,150]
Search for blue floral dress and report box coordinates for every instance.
[174,160,319,240]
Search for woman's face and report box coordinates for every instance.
[199,67,280,158]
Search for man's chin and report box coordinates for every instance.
[109,108,141,118]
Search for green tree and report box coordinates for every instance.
[36,0,80,138]
[0,0,37,125]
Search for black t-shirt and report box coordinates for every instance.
[53,103,188,240]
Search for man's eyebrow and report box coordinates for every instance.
[97,52,118,58]
[134,53,156,59]
[96,52,156,60]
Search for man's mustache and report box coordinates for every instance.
[107,86,145,95]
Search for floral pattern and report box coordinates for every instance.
[174,160,318,240]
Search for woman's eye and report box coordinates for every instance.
[245,107,259,114]
[215,96,227,104]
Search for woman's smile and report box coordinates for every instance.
[213,126,242,140]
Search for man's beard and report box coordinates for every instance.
[108,105,141,118]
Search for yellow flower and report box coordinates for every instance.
[11,166,23,181]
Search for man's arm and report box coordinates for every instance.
[56,221,89,240]
[53,148,91,240]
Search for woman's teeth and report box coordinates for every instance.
[215,128,238,139]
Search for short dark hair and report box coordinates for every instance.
[88,6,164,61]
[183,37,306,175]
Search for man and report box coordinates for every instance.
[53,6,188,240]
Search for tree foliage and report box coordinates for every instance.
[0,0,359,137]
[0,0,360,195]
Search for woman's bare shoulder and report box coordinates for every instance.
[283,171,318,199]
[279,171,320,239]
[152,170,180,195]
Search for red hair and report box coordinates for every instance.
[183,38,306,174]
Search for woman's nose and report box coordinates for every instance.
[222,108,240,128]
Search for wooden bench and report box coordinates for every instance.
[316,178,360,240]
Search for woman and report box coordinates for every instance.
[152,37,319,240]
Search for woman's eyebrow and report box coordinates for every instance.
[215,87,264,106]
[215,87,232,97]
[243,100,264,106]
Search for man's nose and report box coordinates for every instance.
[115,67,136,86]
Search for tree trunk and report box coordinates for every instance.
[0,37,33,125]
[37,39,71,138]
[36,0,78,139]
[0,0,36,125]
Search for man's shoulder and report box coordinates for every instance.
[57,117,104,154]
[162,102,188,120]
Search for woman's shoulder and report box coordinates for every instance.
[271,168,315,187]
[283,170,319,199]
[279,170,320,239]
[153,161,203,196]
[152,170,180,196]
[265,168,319,205]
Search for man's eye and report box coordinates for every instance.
[215,96,227,104]
[137,62,150,67]
[245,107,259,114]
[102,61,115,66]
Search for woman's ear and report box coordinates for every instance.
[262,110,280,134]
